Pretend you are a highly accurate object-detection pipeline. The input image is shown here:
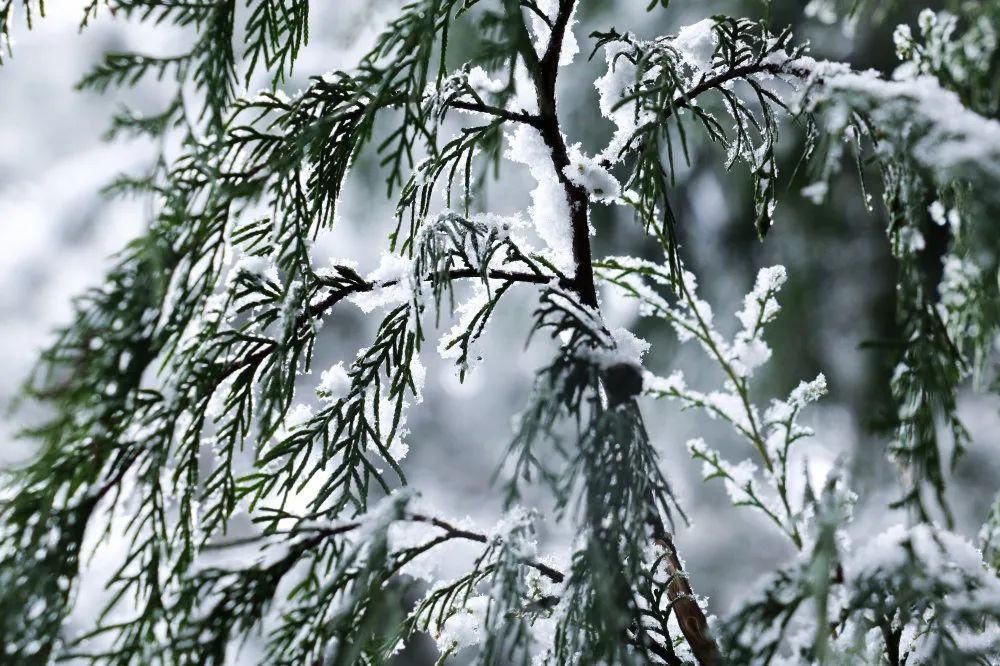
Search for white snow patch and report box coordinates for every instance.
[505,125,574,272]
[348,253,414,313]
[673,19,719,74]
[317,362,351,402]
[563,144,621,201]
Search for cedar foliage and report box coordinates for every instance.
[3,0,1000,664]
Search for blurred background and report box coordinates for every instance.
[2,0,997,661]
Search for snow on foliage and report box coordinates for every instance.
[317,362,351,402]
[6,1,1000,665]
[505,124,575,273]
[593,38,651,160]
[348,252,414,313]
[527,0,579,67]
[563,145,621,201]
[672,19,719,74]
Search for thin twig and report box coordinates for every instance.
[446,99,543,127]
[207,512,566,584]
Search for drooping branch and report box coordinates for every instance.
[407,513,565,583]
[221,265,567,379]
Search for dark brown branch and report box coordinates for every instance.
[507,2,723,663]
[654,531,722,666]
[408,513,565,583]
[513,0,599,308]
[630,631,683,666]
[446,99,543,128]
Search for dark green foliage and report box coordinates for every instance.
[2,1,1000,664]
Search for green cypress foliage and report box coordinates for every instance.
[3,1,1000,663]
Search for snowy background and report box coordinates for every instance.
[2,0,998,661]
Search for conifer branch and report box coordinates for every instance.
[506,2,721,662]
[445,99,543,127]
[6,2,1000,664]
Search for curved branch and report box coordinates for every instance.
[408,513,565,583]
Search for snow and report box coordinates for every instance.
[844,522,996,591]
[609,326,650,366]
[789,374,828,408]
[727,266,786,377]
[799,61,1000,177]
[644,369,686,396]
[722,459,759,502]
[801,181,828,204]
[527,0,579,68]
[504,125,575,273]
[899,225,925,253]
[368,393,410,462]
[273,403,314,444]
[918,8,937,33]
[673,19,718,75]
[928,200,947,225]
[317,362,351,402]
[434,595,489,654]
[804,0,838,25]
[703,390,755,433]
[594,38,654,160]
[940,256,977,306]
[438,281,491,374]
[205,375,237,420]
[409,354,426,403]
[229,254,278,286]
[348,253,414,313]
[730,337,772,377]
[580,326,650,371]
[563,144,621,201]
[488,506,539,561]
[388,509,478,583]
[688,438,766,508]
[466,66,504,96]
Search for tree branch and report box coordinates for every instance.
[215,512,567,584]
[654,531,722,665]
[308,266,565,322]
[408,513,565,583]
[446,99,543,128]
[620,61,816,131]
[220,265,566,382]
[513,0,598,308]
[508,3,723,663]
